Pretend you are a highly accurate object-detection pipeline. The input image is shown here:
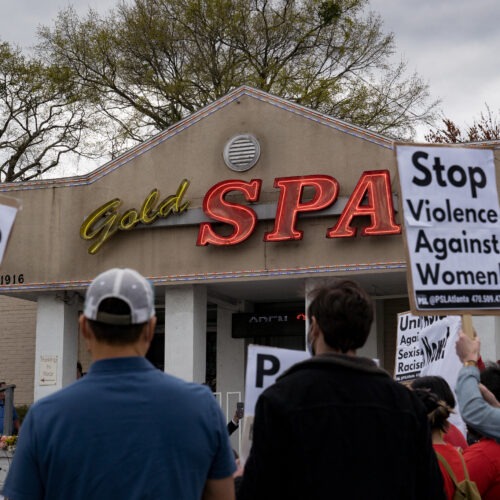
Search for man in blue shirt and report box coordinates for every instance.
[0,382,20,435]
[2,268,236,500]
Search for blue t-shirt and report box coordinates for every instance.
[0,401,18,434]
[2,357,235,500]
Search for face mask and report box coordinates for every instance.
[306,325,316,357]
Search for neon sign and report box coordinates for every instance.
[80,179,190,254]
[197,171,401,245]
[80,170,401,254]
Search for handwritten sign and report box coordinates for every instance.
[39,355,58,386]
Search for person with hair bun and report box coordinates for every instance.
[413,388,477,499]
[411,375,467,451]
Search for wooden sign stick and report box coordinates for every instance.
[461,314,475,338]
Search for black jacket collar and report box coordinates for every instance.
[278,352,391,381]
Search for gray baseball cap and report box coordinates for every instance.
[83,268,155,325]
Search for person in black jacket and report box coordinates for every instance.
[238,280,444,500]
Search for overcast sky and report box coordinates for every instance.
[370,0,500,138]
[1,0,499,143]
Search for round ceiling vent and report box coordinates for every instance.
[223,134,261,172]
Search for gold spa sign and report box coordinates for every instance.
[80,171,401,255]
[80,180,190,254]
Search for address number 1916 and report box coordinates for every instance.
[0,274,24,285]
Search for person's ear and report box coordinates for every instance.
[80,315,91,340]
[143,316,157,343]
[79,315,93,352]
[310,316,319,338]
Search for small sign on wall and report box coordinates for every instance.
[39,355,58,386]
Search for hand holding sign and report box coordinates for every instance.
[455,330,481,364]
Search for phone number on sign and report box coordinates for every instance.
[0,274,24,285]
[471,294,500,304]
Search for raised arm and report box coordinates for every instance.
[455,331,500,439]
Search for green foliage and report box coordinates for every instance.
[318,0,342,25]
[35,0,437,159]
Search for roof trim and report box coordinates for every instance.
[0,86,395,192]
[0,260,407,294]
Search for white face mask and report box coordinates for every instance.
[306,324,316,357]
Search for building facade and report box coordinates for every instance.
[0,86,499,419]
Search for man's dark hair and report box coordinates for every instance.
[307,280,373,353]
[480,362,500,401]
[410,375,456,409]
[87,298,147,345]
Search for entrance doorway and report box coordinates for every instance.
[235,300,306,351]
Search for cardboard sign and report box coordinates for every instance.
[396,145,500,314]
[0,195,21,266]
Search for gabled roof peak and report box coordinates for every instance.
[1,85,397,192]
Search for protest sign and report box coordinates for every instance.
[417,314,466,436]
[240,344,308,463]
[0,195,21,266]
[395,312,462,381]
[418,315,462,382]
[395,312,466,435]
[394,312,428,381]
[396,145,500,315]
[244,344,308,415]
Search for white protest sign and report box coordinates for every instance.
[418,315,462,381]
[394,312,466,436]
[395,312,462,382]
[244,344,309,417]
[418,315,466,436]
[0,195,21,266]
[240,344,308,463]
[394,313,462,381]
[396,145,500,314]
[394,312,428,381]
